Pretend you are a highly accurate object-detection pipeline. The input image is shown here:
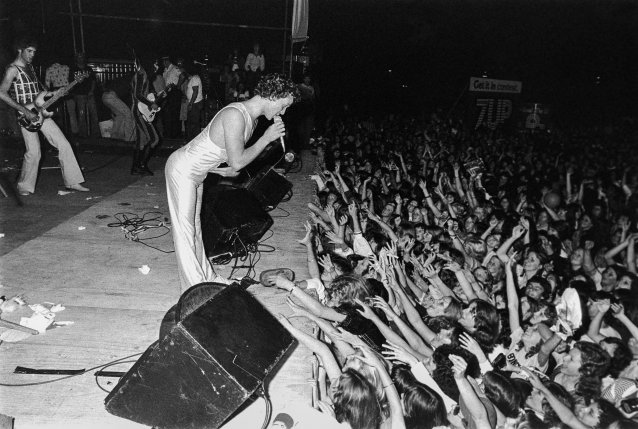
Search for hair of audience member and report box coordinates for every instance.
[510,378,533,406]
[596,399,624,429]
[402,382,449,429]
[599,337,633,378]
[483,371,523,418]
[447,248,466,266]
[366,277,389,302]
[541,381,575,428]
[390,363,417,396]
[332,252,356,274]
[333,368,383,429]
[254,73,300,100]
[470,299,501,353]
[574,342,612,404]
[464,236,488,262]
[431,344,480,402]
[526,275,552,301]
[328,273,374,306]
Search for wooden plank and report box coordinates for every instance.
[0,152,319,427]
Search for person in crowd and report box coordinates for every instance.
[0,37,89,195]
[69,51,99,138]
[44,59,74,132]
[131,57,160,175]
[244,42,265,95]
[161,55,182,138]
[101,72,135,142]
[183,61,204,141]
[263,103,638,428]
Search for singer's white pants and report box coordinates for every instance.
[165,152,216,292]
[17,118,85,193]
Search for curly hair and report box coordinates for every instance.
[333,368,383,429]
[431,344,480,402]
[574,341,611,404]
[600,337,633,378]
[327,273,373,306]
[254,73,300,100]
[13,36,38,53]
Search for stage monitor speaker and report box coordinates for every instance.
[245,167,293,210]
[105,283,297,429]
[200,183,273,257]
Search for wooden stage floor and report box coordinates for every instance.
[0,151,319,428]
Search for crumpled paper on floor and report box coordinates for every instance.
[21,304,56,334]
[138,265,151,275]
[57,190,71,196]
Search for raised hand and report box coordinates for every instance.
[512,225,526,239]
[611,303,625,317]
[338,214,349,226]
[382,342,419,366]
[325,230,345,246]
[318,254,334,272]
[444,261,462,273]
[459,333,486,362]
[348,202,358,218]
[354,298,377,320]
[422,264,439,279]
[371,296,396,318]
[332,327,367,349]
[449,354,468,380]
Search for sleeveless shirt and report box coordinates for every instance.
[168,102,255,183]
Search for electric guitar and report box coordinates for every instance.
[17,71,89,132]
[137,83,174,122]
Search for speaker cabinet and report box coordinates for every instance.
[245,167,293,210]
[105,283,296,429]
[200,184,273,257]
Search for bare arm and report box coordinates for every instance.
[0,66,33,117]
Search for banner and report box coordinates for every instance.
[518,103,552,131]
[467,77,522,130]
[292,0,309,44]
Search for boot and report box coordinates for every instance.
[139,145,154,176]
[131,148,143,175]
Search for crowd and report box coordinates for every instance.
[261,112,638,429]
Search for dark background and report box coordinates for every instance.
[1,0,636,125]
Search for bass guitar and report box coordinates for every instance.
[137,83,174,122]
[17,71,89,132]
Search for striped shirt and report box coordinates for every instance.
[9,65,41,105]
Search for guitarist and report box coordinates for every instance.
[0,37,89,196]
[131,57,159,175]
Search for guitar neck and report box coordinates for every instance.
[40,79,81,110]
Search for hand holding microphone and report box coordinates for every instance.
[274,115,286,152]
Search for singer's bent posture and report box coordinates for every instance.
[165,74,298,291]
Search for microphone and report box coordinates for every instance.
[279,136,286,153]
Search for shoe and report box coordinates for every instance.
[67,184,89,192]
[18,190,31,196]
[259,268,295,287]
[139,165,154,176]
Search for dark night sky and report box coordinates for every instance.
[1,0,636,123]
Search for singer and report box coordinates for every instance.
[165,74,298,292]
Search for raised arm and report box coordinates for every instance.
[505,255,521,333]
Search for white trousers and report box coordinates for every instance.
[17,118,85,193]
[165,153,214,292]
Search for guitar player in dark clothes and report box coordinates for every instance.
[131,57,160,176]
[0,36,89,196]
